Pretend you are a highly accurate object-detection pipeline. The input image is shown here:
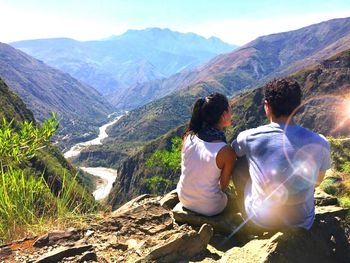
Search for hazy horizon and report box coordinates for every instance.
[1,0,350,45]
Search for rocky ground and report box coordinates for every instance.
[1,188,350,263]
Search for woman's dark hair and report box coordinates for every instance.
[183,93,229,139]
[264,78,302,118]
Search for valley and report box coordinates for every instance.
[65,115,124,201]
[1,12,350,261]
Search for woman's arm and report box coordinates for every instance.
[216,145,237,190]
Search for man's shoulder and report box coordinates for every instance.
[294,125,330,146]
[238,124,277,138]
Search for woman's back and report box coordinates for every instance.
[177,135,227,216]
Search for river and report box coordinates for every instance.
[64,115,123,201]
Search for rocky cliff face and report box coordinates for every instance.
[1,189,349,262]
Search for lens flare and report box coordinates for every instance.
[222,93,350,244]
[283,94,350,167]
[347,100,350,115]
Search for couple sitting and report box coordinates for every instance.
[177,78,331,231]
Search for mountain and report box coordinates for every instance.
[107,47,350,208]
[101,17,350,147]
[0,76,95,198]
[0,78,35,124]
[107,17,350,111]
[0,42,113,149]
[11,28,237,96]
[74,16,350,167]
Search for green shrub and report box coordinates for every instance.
[146,137,181,171]
[145,137,181,194]
[320,177,338,196]
[0,114,97,243]
[145,175,171,195]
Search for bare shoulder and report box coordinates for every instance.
[216,145,236,169]
[218,145,236,160]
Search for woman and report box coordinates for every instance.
[177,93,236,216]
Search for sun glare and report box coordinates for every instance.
[347,100,350,115]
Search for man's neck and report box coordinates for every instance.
[269,115,289,124]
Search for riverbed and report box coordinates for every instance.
[64,115,123,201]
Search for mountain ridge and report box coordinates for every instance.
[107,17,350,111]
[11,28,236,96]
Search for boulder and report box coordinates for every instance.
[314,188,338,206]
[141,223,213,262]
[159,189,179,209]
[221,217,350,263]
[315,205,349,220]
[172,202,242,234]
[33,228,81,248]
[34,244,93,263]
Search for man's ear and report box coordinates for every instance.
[264,100,271,117]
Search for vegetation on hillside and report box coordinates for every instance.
[321,138,350,217]
[0,114,98,244]
[145,137,181,194]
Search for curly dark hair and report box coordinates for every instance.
[263,78,302,117]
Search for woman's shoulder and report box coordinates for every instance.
[218,145,236,160]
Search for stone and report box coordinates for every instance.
[159,189,179,209]
[141,223,213,262]
[85,230,94,238]
[315,205,349,220]
[0,245,12,258]
[112,194,151,215]
[314,188,338,206]
[172,202,241,234]
[4,193,350,263]
[33,228,81,248]
[78,251,98,262]
[34,244,93,263]
[220,217,350,263]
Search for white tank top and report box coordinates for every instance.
[176,135,227,216]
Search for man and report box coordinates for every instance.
[231,78,331,230]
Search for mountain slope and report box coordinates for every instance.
[0,42,113,148]
[108,48,350,207]
[0,78,35,124]
[108,17,350,111]
[0,76,95,198]
[11,28,236,96]
[104,17,350,145]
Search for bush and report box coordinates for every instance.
[145,137,181,194]
[145,175,171,195]
[0,114,97,243]
[320,177,338,196]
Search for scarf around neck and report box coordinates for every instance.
[197,125,227,143]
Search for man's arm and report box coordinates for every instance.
[316,139,331,187]
[231,131,248,157]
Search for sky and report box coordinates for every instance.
[1,0,350,45]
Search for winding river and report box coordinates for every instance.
[64,115,123,201]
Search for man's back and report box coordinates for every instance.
[232,122,331,229]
